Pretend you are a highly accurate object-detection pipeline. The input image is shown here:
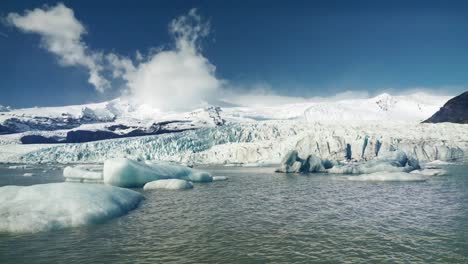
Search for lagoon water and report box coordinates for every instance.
[0,164,467,263]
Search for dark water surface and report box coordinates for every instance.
[0,164,467,263]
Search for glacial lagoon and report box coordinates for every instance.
[0,164,467,263]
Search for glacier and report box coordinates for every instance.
[0,183,143,233]
[11,121,467,165]
[0,92,466,166]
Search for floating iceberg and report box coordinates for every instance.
[212,176,228,181]
[143,179,193,190]
[410,169,447,176]
[328,151,420,174]
[22,173,34,177]
[0,183,143,233]
[103,158,212,188]
[345,172,427,182]
[425,160,454,166]
[275,151,329,173]
[63,166,103,182]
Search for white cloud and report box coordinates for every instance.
[123,8,221,111]
[6,3,110,92]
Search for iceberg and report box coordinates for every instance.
[63,166,103,182]
[0,183,143,233]
[410,169,447,176]
[103,158,212,188]
[328,151,420,174]
[275,151,328,173]
[345,172,427,182]
[212,176,228,181]
[143,179,193,190]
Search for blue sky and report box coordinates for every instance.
[1,0,468,108]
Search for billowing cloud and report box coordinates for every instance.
[7,5,221,111]
[6,3,110,92]
[123,8,221,111]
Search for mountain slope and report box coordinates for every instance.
[423,91,468,124]
[303,93,451,123]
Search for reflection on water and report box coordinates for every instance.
[0,164,467,263]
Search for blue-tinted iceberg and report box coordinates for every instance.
[328,151,420,174]
[143,179,193,190]
[275,151,330,173]
[103,158,212,188]
[0,183,143,233]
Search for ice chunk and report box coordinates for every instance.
[276,151,328,173]
[410,169,446,176]
[276,150,301,173]
[104,159,168,188]
[212,176,228,181]
[0,183,143,233]
[329,151,419,174]
[425,160,454,166]
[103,158,212,188]
[301,155,325,173]
[328,160,411,174]
[22,173,34,177]
[345,172,427,182]
[144,161,213,182]
[63,166,102,180]
[143,179,193,190]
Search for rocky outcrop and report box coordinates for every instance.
[423,91,468,124]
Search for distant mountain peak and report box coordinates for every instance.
[374,93,397,112]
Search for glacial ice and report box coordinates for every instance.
[0,183,143,233]
[103,158,212,188]
[345,172,427,182]
[143,179,193,190]
[410,169,447,176]
[276,151,327,173]
[328,151,420,174]
[63,166,103,181]
[144,161,213,182]
[14,121,467,165]
[212,176,228,181]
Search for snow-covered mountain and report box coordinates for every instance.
[303,93,451,123]
[0,92,466,164]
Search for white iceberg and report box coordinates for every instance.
[63,166,103,182]
[212,176,228,181]
[0,183,143,233]
[345,172,427,182]
[410,169,447,176]
[103,158,212,188]
[143,179,193,190]
[22,173,34,177]
[424,160,454,166]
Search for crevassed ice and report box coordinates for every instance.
[0,183,143,233]
[19,121,468,165]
